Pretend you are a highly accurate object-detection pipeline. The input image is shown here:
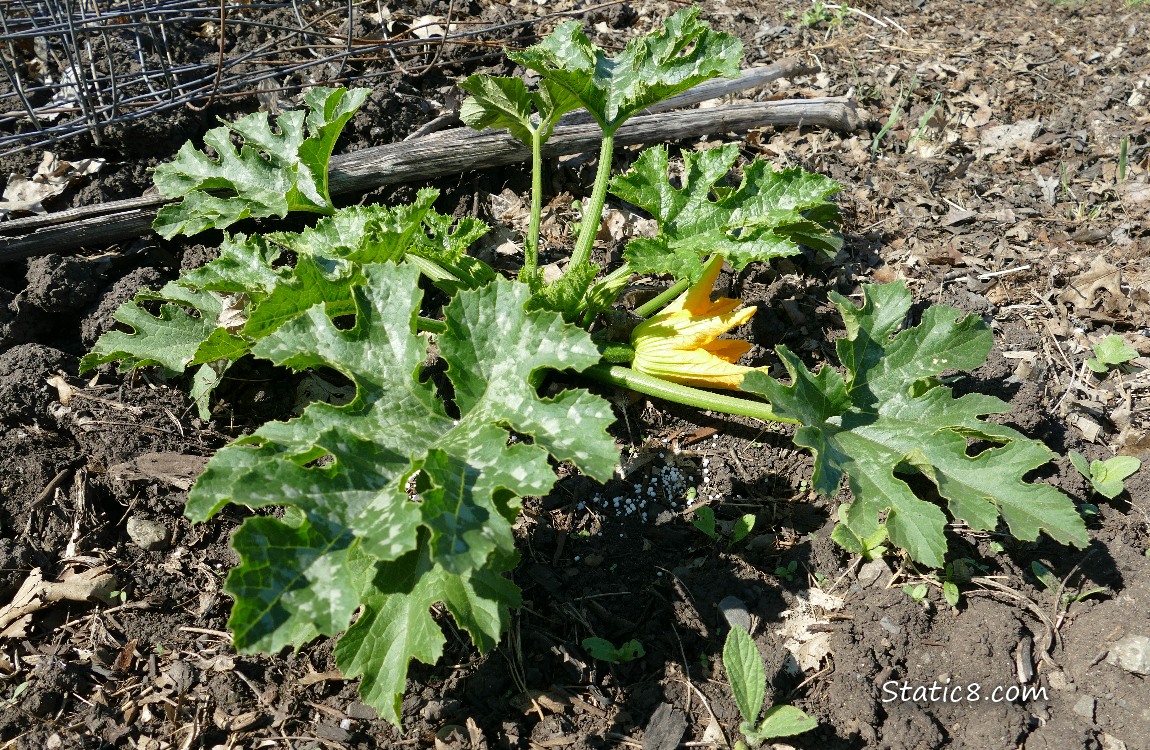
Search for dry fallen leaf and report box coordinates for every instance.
[0,151,104,218]
[0,567,118,638]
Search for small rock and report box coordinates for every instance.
[126,516,170,551]
[1102,734,1128,750]
[346,702,376,721]
[1047,670,1072,691]
[718,596,751,633]
[642,702,687,750]
[422,700,444,722]
[1106,635,1150,675]
[879,616,901,636]
[1073,695,1096,722]
[857,558,892,588]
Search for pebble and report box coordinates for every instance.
[718,595,751,633]
[857,558,892,588]
[1073,695,1096,722]
[126,516,170,551]
[879,616,901,636]
[1106,635,1150,675]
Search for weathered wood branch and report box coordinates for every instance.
[0,95,866,262]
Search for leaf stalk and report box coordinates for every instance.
[584,364,796,424]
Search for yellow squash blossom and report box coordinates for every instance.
[631,256,761,390]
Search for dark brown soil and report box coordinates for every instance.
[2,1,1148,749]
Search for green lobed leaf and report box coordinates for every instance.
[79,282,227,374]
[741,282,1088,568]
[508,7,741,132]
[459,75,580,144]
[186,263,616,722]
[611,144,843,283]
[152,87,369,238]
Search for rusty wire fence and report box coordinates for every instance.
[0,0,546,157]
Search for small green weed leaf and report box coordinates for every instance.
[1071,450,1141,499]
[692,506,718,539]
[1091,455,1141,499]
[509,7,741,132]
[830,506,888,560]
[1086,334,1138,373]
[1031,561,1059,591]
[582,637,645,663]
[153,87,369,238]
[187,264,616,722]
[723,625,766,726]
[749,705,817,741]
[942,580,960,607]
[731,514,756,545]
[1068,450,1092,482]
[741,282,1088,568]
[459,75,579,144]
[903,583,928,601]
[611,144,843,282]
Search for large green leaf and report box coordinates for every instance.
[153,87,369,238]
[741,282,1088,567]
[186,263,617,723]
[84,195,492,411]
[610,144,843,283]
[508,7,741,132]
[79,282,228,374]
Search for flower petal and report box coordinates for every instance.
[702,338,752,363]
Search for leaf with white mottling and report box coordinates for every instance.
[188,263,617,721]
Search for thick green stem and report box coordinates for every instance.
[406,255,459,284]
[524,126,543,281]
[634,278,689,318]
[595,341,635,364]
[584,365,798,424]
[416,316,447,334]
[568,131,616,272]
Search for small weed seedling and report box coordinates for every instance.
[1031,561,1108,608]
[582,637,644,664]
[692,506,756,547]
[1070,451,1142,500]
[723,626,817,748]
[1085,335,1139,374]
[774,560,799,582]
[903,583,929,603]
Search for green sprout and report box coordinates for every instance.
[582,637,645,663]
[723,626,817,748]
[1070,451,1141,499]
[1086,334,1139,374]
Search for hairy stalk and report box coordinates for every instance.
[596,342,635,364]
[405,254,460,284]
[523,126,544,285]
[568,133,616,272]
[584,365,797,424]
[634,278,689,318]
[416,316,447,335]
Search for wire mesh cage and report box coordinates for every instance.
[0,0,516,157]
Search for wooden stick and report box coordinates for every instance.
[0,96,865,261]
[2,59,819,238]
